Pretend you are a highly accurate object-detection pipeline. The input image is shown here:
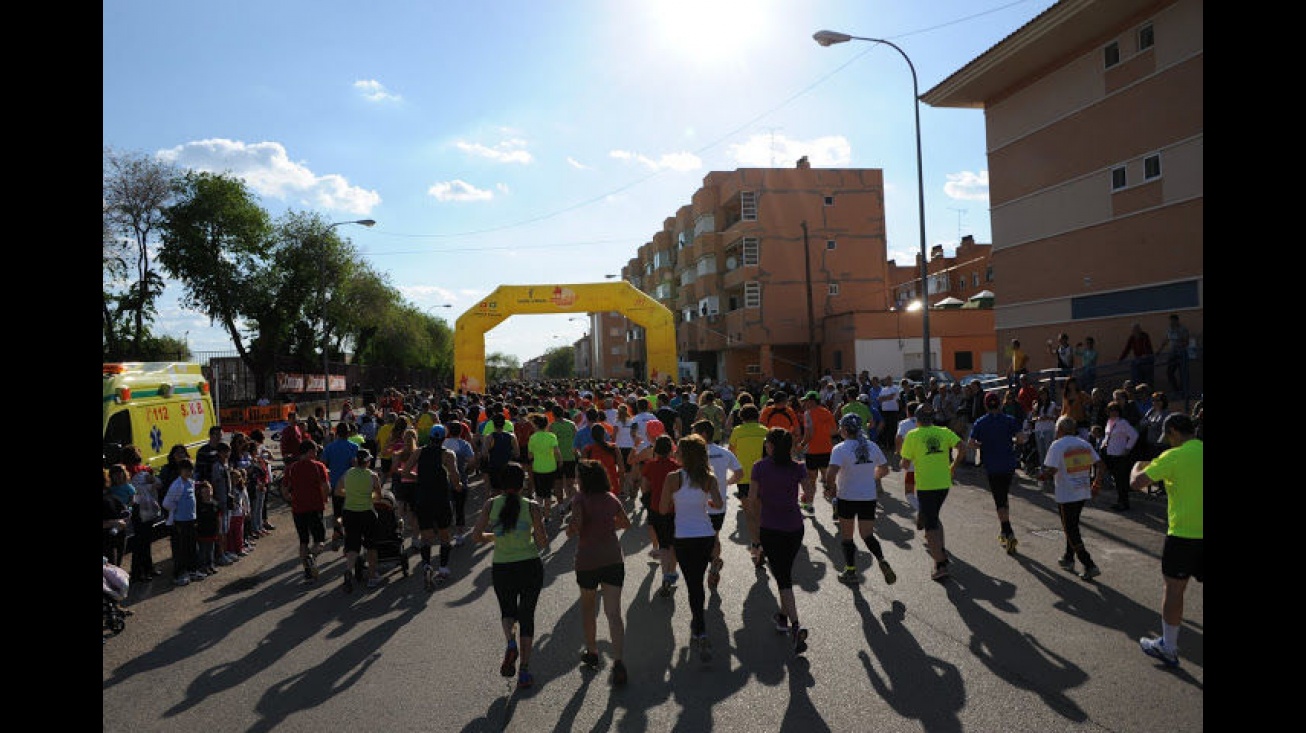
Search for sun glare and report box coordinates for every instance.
[647,0,772,67]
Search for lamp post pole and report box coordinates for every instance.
[320,219,376,429]
[814,30,931,377]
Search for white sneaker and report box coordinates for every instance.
[1139,636,1179,668]
[173,575,191,586]
[188,571,208,582]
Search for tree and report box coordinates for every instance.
[485,352,521,384]
[103,147,179,354]
[156,170,273,372]
[543,346,575,379]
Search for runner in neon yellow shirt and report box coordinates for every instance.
[1131,413,1202,668]
[898,406,964,580]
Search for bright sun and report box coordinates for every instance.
[647,0,773,67]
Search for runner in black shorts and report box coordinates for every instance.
[404,425,463,589]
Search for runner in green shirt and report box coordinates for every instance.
[549,404,580,505]
[898,406,965,581]
[1130,413,1202,668]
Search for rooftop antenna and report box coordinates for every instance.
[766,126,784,167]
[948,207,967,241]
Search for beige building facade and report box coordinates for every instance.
[922,0,1203,394]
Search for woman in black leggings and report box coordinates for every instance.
[471,462,549,689]
[744,428,811,654]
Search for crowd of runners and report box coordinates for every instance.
[105,372,1203,686]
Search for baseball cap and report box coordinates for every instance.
[839,413,863,432]
[803,390,820,402]
[984,392,1001,409]
[428,424,447,441]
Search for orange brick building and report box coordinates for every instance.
[604,157,996,385]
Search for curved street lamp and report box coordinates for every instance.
[814,30,932,379]
[321,218,376,427]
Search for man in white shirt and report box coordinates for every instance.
[1039,416,1107,580]
[877,375,902,451]
[692,420,742,591]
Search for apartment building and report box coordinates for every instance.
[921,0,1203,394]
[577,310,636,380]
[613,157,995,385]
[888,235,995,308]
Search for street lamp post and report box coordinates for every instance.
[814,30,931,378]
[320,218,376,429]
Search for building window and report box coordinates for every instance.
[985,266,994,282]
[1111,166,1127,191]
[1104,40,1120,68]
[833,349,842,371]
[828,283,840,296]
[823,195,834,206]
[1144,154,1162,180]
[954,351,974,371]
[741,191,757,221]
[1137,23,1154,51]
[972,272,980,287]
[610,346,623,355]
[826,239,836,250]
[744,281,761,308]
[742,237,759,266]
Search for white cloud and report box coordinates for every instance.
[353,79,402,102]
[156,139,381,214]
[727,133,851,167]
[400,284,460,304]
[428,179,493,202]
[944,170,989,201]
[609,149,701,172]
[566,157,590,170]
[496,183,510,194]
[455,139,533,164]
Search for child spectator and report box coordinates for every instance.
[162,459,200,586]
[227,469,251,558]
[195,481,221,577]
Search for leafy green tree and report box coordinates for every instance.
[103,147,179,355]
[156,170,273,376]
[543,346,575,378]
[486,352,521,383]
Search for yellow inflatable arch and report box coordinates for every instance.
[454,281,677,392]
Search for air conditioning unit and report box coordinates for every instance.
[745,364,762,375]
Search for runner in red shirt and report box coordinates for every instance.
[640,435,681,594]
[283,440,330,583]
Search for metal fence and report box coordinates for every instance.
[185,350,447,409]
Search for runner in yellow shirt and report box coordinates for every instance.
[898,406,965,581]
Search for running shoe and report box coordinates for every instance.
[173,575,190,587]
[500,642,519,677]
[303,556,319,581]
[838,566,859,585]
[366,575,382,589]
[581,651,600,668]
[1139,636,1179,668]
[931,564,950,581]
[1079,564,1101,581]
[773,612,790,633]
[693,633,713,662]
[879,560,897,585]
[1002,533,1019,555]
[658,576,675,597]
[791,623,809,655]
[1058,556,1076,571]
[610,659,628,686]
[453,533,465,548]
[188,571,208,582]
[800,502,814,514]
[423,563,435,592]
[342,568,354,594]
[517,669,534,689]
[437,566,451,582]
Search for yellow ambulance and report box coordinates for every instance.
[102,362,218,470]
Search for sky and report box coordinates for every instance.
[103,0,1059,363]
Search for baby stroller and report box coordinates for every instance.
[103,557,130,639]
[355,488,410,581]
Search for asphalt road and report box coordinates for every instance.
[103,459,1203,733]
